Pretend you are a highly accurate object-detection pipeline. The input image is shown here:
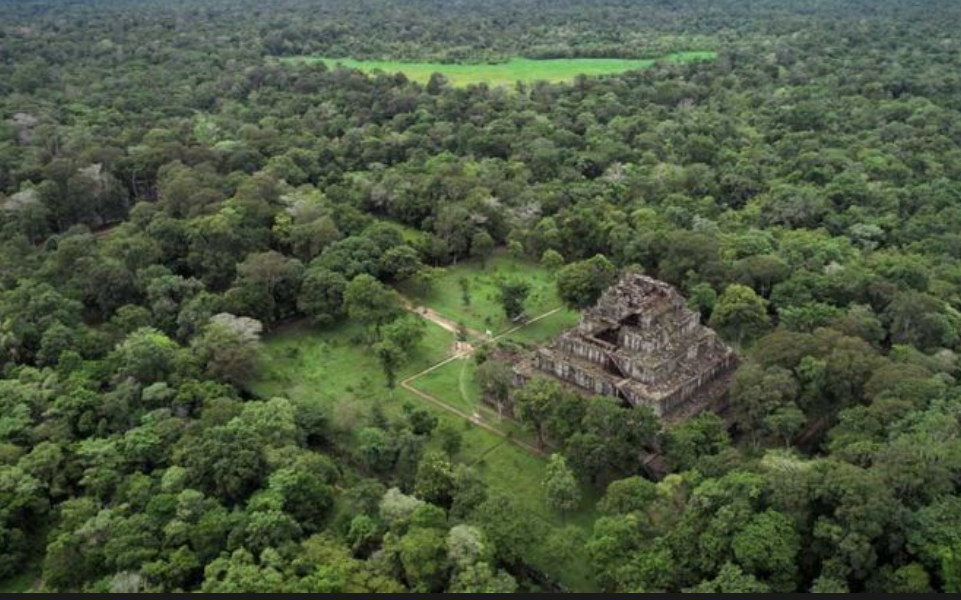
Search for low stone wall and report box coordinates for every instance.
[534,351,620,398]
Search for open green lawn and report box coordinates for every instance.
[409,307,578,438]
[400,253,576,336]
[252,319,456,428]
[281,52,717,87]
[254,304,598,590]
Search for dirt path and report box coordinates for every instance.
[400,307,565,458]
[402,381,546,456]
[400,297,485,338]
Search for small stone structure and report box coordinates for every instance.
[514,273,738,418]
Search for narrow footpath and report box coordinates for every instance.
[399,305,564,458]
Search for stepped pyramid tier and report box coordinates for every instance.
[515,273,739,418]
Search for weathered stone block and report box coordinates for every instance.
[514,273,738,419]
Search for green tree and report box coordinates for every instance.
[457,277,471,307]
[115,328,180,384]
[688,563,771,593]
[449,563,517,593]
[470,494,537,566]
[192,314,263,389]
[446,524,493,569]
[344,274,402,336]
[372,317,425,388]
[507,240,525,262]
[373,339,403,388]
[262,466,335,534]
[474,359,514,418]
[495,279,530,321]
[236,251,304,320]
[513,378,563,449]
[291,216,342,262]
[357,428,397,474]
[541,249,565,272]
[436,422,463,458]
[565,397,659,482]
[469,230,495,266]
[556,255,618,309]
[598,476,658,516]
[710,284,770,346]
[176,422,267,505]
[403,402,439,436]
[398,527,449,592]
[661,412,731,472]
[763,404,807,448]
[543,454,581,517]
[298,268,348,325]
[687,282,718,321]
[382,315,427,355]
[414,451,455,507]
[730,363,799,449]
[732,510,800,591]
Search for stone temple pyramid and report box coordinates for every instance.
[515,273,739,419]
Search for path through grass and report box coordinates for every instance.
[254,301,598,590]
[400,253,577,336]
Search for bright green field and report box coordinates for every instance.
[282,52,717,87]
[253,258,598,589]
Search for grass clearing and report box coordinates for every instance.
[253,298,596,591]
[400,253,573,337]
[281,52,717,87]
[253,319,456,429]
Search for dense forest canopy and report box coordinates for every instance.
[2,0,961,593]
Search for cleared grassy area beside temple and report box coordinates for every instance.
[253,256,597,590]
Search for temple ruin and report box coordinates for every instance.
[514,273,738,419]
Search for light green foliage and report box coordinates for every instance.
[543,454,582,516]
[447,524,493,569]
[598,477,658,517]
[379,488,426,527]
[399,254,576,335]
[732,510,800,591]
[192,314,264,388]
[344,274,403,333]
[710,284,770,346]
[414,451,455,507]
[688,563,771,593]
[449,562,518,593]
[398,527,449,592]
[555,254,618,310]
[115,328,181,384]
[283,53,718,87]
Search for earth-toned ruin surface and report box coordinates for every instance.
[516,273,739,418]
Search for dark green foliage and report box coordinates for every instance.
[2,0,961,593]
[176,423,268,505]
[555,254,618,310]
[495,279,531,321]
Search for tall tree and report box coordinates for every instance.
[710,284,770,346]
[556,255,618,310]
[344,274,402,337]
[192,314,264,389]
[495,279,530,321]
[543,454,581,518]
[513,378,563,449]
